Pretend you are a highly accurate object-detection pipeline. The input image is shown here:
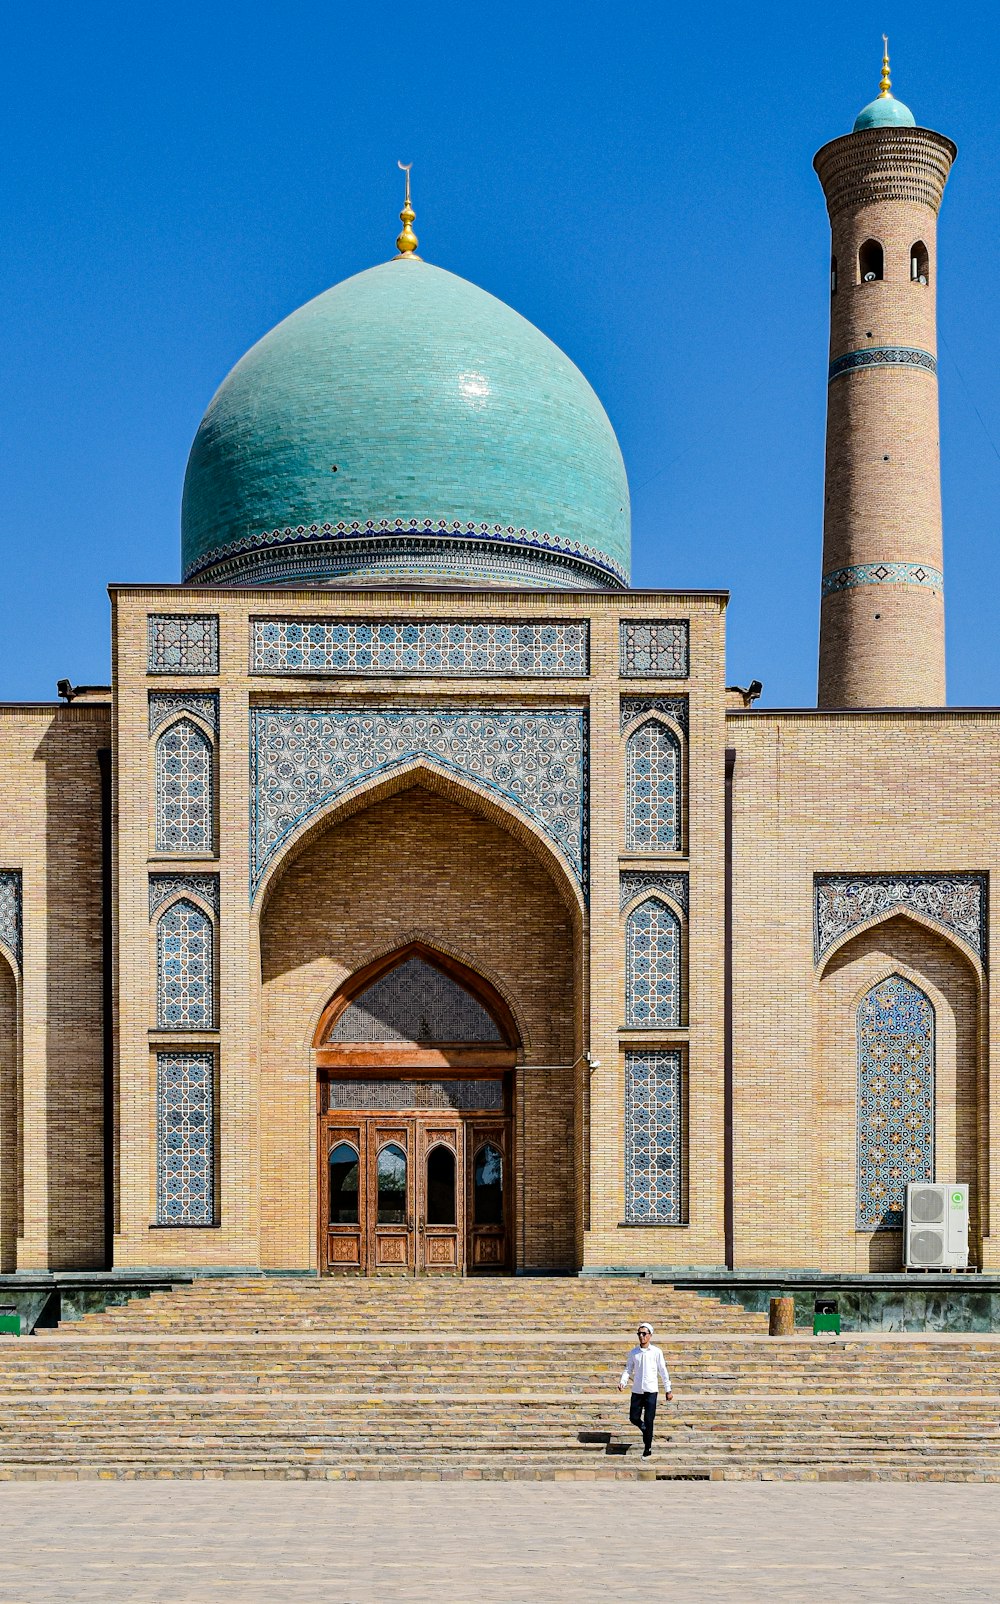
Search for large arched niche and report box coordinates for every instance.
[0,950,18,1273]
[255,771,582,1271]
[817,912,982,1272]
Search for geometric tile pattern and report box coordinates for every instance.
[815,873,985,963]
[857,975,934,1231]
[620,695,688,735]
[250,705,588,897]
[620,871,688,916]
[148,873,220,921]
[625,719,680,852]
[155,719,214,855]
[624,1049,684,1224]
[155,1052,215,1225]
[822,562,944,596]
[829,346,937,381]
[0,870,22,969]
[147,614,219,675]
[625,897,681,1028]
[149,692,219,736]
[249,619,589,678]
[620,621,689,679]
[156,898,214,1030]
[328,956,502,1044]
[326,1079,505,1111]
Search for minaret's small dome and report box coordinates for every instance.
[181,254,630,590]
[853,93,916,132]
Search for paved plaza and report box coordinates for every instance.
[0,1482,998,1602]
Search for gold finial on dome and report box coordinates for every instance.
[879,34,892,97]
[395,161,418,256]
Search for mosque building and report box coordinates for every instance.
[1,53,994,1282]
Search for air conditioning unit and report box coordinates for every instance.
[904,1182,969,1269]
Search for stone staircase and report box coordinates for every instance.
[1,1278,999,1480]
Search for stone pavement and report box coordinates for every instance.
[0,1483,997,1602]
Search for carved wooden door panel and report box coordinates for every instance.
[467,1118,511,1272]
[368,1120,414,1272]
[323,1119,366,1274]
[417,1118,463,1274]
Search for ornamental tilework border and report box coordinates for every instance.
[822,562,943,596]
[148,692,219,736]
[815,874,986,963]
[250,706,588,898]
[155,1053,215,1225]
[149,873,220,921]
[191,539,616,592]
[856,975,934,1231]
[620,621,689,679]
[0,871,22,969]
[624,1050,684,1224]
[829,346,937,381]
[620,696,688,735]
[147,615,219,676]
[249,619,589,678]
[620,871,688,915]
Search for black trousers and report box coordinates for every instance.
[629,1389,658,1450]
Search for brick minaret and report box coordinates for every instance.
[814,46,955,707]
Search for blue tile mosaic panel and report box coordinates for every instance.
[620,621,689,679]
[156,898,214,1029]
[149,873,220,921]
[625,897,681,1028]
[149,692,219,736]
[620,871,688,915]
[0,871,22,969]
[329,957,501,1043]
[625,719,680,852]
[250,706,587,897]
[155,719,214,855]
[624,1050,684,1224]
[147,615,219,675]
[857,975,935,1231]
[250,619,589,677]
[156,1052,214,1225]
[815,874,985,963]
[620,696,688,735]
[822,562,943,596]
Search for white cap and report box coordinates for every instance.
[636,1321,654,1335]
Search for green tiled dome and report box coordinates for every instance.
[181,257,630,590]
[853,92,916,132]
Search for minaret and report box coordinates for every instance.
[814,42,956,707]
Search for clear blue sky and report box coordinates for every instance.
[3,1,999,705]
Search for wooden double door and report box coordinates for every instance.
[321,1110,511,1275]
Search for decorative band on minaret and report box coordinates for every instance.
[814,43,955,708]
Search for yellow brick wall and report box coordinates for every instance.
[0,704,109,1271]
[729,708,996,1271]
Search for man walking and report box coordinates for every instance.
[619,1321,672,1458]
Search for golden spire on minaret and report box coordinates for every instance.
[878,34,892,97]
[395,161,418,257]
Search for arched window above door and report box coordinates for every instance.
[326,954,505,1045]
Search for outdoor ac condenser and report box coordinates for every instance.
[904,1182,969,1269]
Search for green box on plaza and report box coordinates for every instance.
[813,1312,841,1334]
[0,1311,20,1336]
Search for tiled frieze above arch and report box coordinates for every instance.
[619,695,688,735]
[249,706,588,899]
[249,618,589,678]
[148,692,219,737]
[147,615,219,675]
[0,871,22,969]
[814,872,986,964]
[619,870,688,915]
[149,872,220,920]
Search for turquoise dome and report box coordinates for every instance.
[181,257,630,589]
[853,93,916,132]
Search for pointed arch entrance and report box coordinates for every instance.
[315,943,518,1274]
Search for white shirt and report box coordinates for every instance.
[620,1342,671,1395]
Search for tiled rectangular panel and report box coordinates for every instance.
[156,1052,215,1225]
[249,618,589,677]
[620,621,689,678]
[147,615,219,675]
[624,1049,684,1223]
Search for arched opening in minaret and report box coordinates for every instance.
[830,254,838,295]
[858,239,884,283]
[910,240,929,285]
